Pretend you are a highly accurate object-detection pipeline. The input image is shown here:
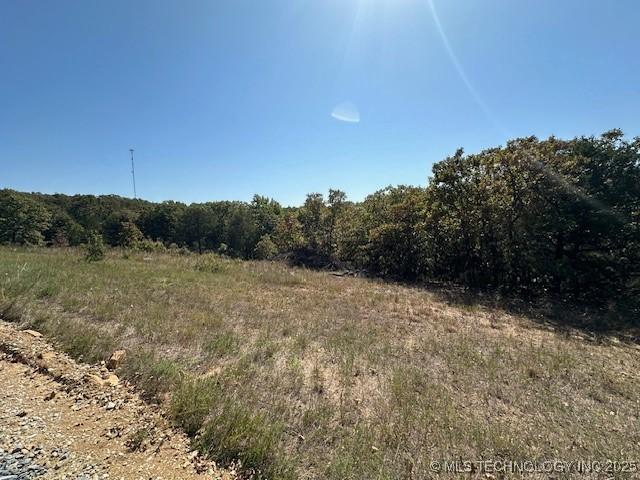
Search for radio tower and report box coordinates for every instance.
[129,149,137,199]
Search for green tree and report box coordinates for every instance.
[334,203,368,267]
[326,189,347,257]
[273,212,304,252]
[139,201,185,244]
[362,186,428,278]
[224,204,258,258]
[298,193,326,253]
[44,210,85,246]
[0,190,51,245]
[251,195,281,239]
[182,204,215,254]
[118,221,144,248]
[254,234,278,260]
[85,231,106,262]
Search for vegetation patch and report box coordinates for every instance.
[0,247,638,479]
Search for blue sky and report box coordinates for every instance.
[1,0,638,206]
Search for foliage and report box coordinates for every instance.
[45,210,85,246]
[273,212,304,252]
[0,190,51,245]
[362,186,428,278]
[118,220,144,248]
[194,253,235,274]
[84,231,106,262]
[139,201,185,244]
[136,238,167,253]
[299,193,327,253]
[2,246,639,480]
[1,130,638,306]
[422,132,640,302]
[254,234,278,260]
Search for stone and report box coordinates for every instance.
[107,350,126,370]
[86,374,105,387]
[39,352,55,361]
[36,352,57,370]
[104,375,119,388]
[23,330,42,338]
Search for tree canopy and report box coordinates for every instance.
[1,131,638,308]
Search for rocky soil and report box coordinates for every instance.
[0,322,236,480]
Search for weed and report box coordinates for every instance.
[204,331,239,358]
[120,351,182,402]
[194,254,233,274]
[126,427,151,452]
[170,377,220,436]
[196,399,293,480]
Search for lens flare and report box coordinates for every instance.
[427,0,507,136]
[331,102,360,123]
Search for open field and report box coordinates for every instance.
[1,246,639,479]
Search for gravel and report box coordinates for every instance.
[0,447,47,480]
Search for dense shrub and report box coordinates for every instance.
[254,234,278,260]
[84,231,106,262]
[136,238,166,253]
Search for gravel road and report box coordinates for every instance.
[0,322,235,480]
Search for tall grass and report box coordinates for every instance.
[1,246,638,479]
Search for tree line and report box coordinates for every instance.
[1,130,638,306]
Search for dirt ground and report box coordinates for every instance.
[0,321,235,480]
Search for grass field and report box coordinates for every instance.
[1,246,638,479]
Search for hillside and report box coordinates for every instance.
[1,247,638,479]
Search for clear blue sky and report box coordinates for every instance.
[1,0,638,206]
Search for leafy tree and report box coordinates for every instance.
[273,212,304,252]
[42,210,82,247]
[424,132,640,301]
[251,195,281,239]
[0,190,51,245]
[1,129,637,310]
[334,203,368,267]
[139,201,185,244]
[254,234,278,260]
[326,189,347,256]
[182,204,215,254]
[118,221,144,248]
[362,186,428,278]
[298,193,326,252]
[224,204,258,258]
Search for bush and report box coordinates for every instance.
[168,243,191,256]
[194,254,234,274]
[84,231,105,262]
[136,238,167,253]
[254,234,278,260]
[118,221,144,248]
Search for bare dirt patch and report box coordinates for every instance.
[0,322,235,480]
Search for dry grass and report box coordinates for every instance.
[1,246,639,479]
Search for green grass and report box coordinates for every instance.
[1,246,639,479]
